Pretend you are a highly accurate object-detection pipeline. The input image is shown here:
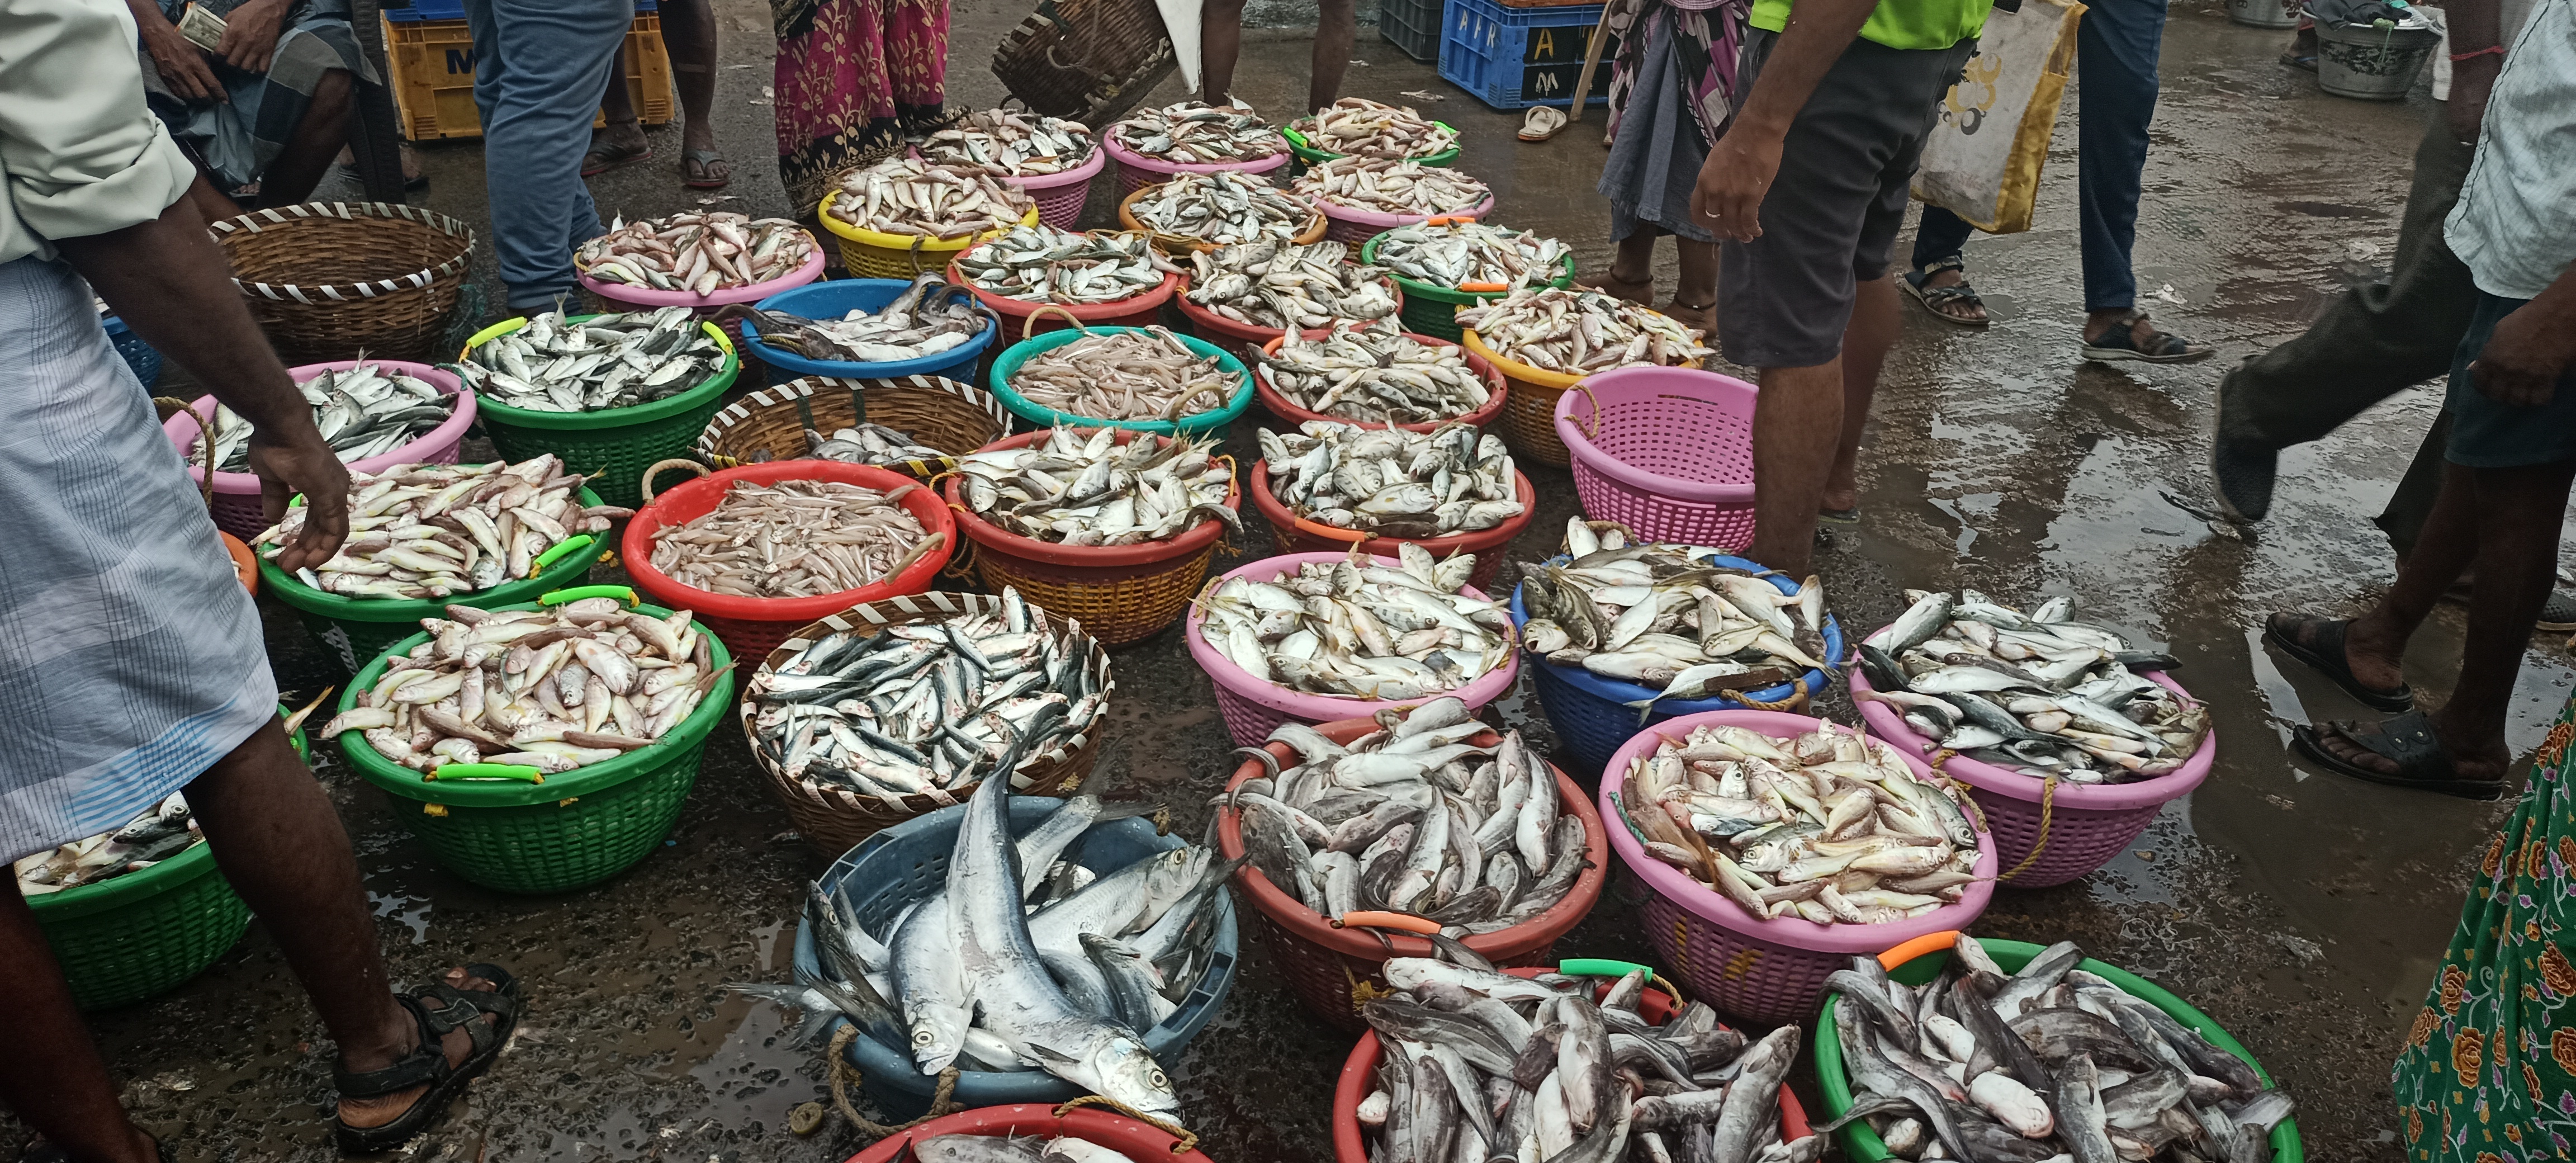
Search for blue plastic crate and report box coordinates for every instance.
[385,0,651,21]
[1437,0,1616,111]
[100,315,162,390]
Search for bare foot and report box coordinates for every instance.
[583,120,651,177]
[335,967,507,1132]
[2268,613,2407,693]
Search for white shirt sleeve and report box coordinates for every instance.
[0,0,197,261]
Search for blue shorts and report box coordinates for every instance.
[2445,291,2576,469]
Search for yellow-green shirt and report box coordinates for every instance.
[1749,0,1994,52]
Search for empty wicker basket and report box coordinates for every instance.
[210,202,475,365]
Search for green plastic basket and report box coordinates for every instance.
[1361,229,1577,342]
[988,327,1254,437]
[333,591,736,894]
[257,487,604,674]
[28,708,309,1010]
[1813,934,2303,1162]
[1280,125,1460,176]
[461,316,741,509]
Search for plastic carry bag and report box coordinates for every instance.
[1909,0,2085,234]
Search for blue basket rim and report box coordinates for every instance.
[745,278,1001,380]
[988,325,1255,436]
[1509,550,1840,710]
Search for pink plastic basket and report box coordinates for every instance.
[1848,654,2215,888]
[1599,709,1997,1024]
[1554,365,1759,550]
[162,360,476,540]
[1185,550,1520,747]
[577,234,827,316]
[1306,192,1497,245]
[1103,132,1292,200]
[1001,145,1108,229]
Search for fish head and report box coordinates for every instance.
[906,1004,972,1072]
[1078,1033,1182,1119]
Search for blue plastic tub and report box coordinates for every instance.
[1512,552,1843,773]
[745,279,1000,387]
[793,797,1239,1119]
[988,326,1254,437]
[102,315,163,389]
[1437,0,1616,111]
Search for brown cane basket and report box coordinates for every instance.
[694,374,1010,480]
[741,592,1113,853]
[991,0,1177,124]
[209,202,475,365]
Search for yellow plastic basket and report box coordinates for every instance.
[816,195,1039,280]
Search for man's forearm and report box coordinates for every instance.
[1732,0,1881,138]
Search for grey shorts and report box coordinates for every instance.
[2445,291,2576,468]
[1717,30,1977,368]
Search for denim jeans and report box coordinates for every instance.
[461,0,632,309]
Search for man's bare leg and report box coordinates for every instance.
[1823,272,1898,515]
[261,69,353,205]
[1201,0,1246,103]
[1748,359,1844,576]
[1308,0,1358,112]
[0,893,160,1163]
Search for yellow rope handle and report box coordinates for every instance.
[1052,1095,1201,1154]
[813,1025,965,1142]
[1996,774,2059,882]
[1717,675,1811,713]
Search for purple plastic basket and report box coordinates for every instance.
[1848,650,2215,888]
[1004,145,1107,229]
[1600,709,1997,1024]
[1555,366,1759,550]
[1306,193,1497,244]
[1103,132,1292,200]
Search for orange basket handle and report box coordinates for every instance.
[1291,515,1371,543]
[1877,929,1961,971]
[1457,281,1510,294]
[1333,910,1442,935]
[1424,215,1478,226]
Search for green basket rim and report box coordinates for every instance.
[255,486,604,622]
[1810,935,2303,1163]
[25,707,306,920]
[461,314,740,431]
[1280,124,1460,167]
[1360,229,1578,305]
[332,600,735,807]
[988,326,1254,436]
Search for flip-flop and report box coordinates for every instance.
[2261,613,2414,712]
[2291,711,2504,800]
[1819,505,1861,526]
[1518,107,1569,142]
[581,141,652,178]
[333,965,524,1152]
[680,147,731,190]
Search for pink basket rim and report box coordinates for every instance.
[1598,708,1996,956]
[1553,365,1759,504]
[162,360,476,495]
[995,143,1108,192]
[1304,192,1497,230]
[1846,646,2215,810]
[1102,131,1291,176]
[577,238,827,309]
[1185,550,1518,721]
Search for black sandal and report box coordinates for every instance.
[2291,711,2505,800]
[2261,613,2414,712]
[2081,308,2212,363]
[1901,257,1988,327]
[333,965,523,1153]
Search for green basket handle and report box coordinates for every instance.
[531,533,595,573]
[430,763,544,783]
[541,584,636,607]
[1559,958,1652,984]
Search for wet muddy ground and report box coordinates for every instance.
[25,1,2576,1158]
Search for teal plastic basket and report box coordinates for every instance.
[988,326,1254,437]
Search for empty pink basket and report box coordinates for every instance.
[1848,655,2215,888]
[162,360,476,540]
[1006,146,1109,229]
[1103,133,1292,200]
[1555,365,1759,550]
[1599,709,1996,1024]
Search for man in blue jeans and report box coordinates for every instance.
[1896,0,2213,363]
[461,0,633,310]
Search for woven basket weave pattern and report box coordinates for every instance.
[211,202,475,365]
[36,853,250,1011]
[972,541,1219,647]
[1497,374,1574,466]
[697,375,1008,474]
[397,736,707,894]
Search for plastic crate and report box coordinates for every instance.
[382,10,672,141]
[1438,0,1616,110]
[1379,0,1443,62]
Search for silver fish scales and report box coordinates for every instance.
[919,109,1095,177]
[1007,327,1238,422]
[827,156,1035,239]
[1289,97,1459,159]
[954,427,1239,545]
[1291,157,1489,218]
[255,456,624,600]
[456,307,723,413]
[1182,239,1399,330]
[1110,99,1285,163]
[646,478,943,599]
[1126,171,1319,247]
[16,792,200,895]
[194,361,452,471]
[1197,545,1513,701]
[1257,421,1523,537]
[955,226,1177,306]
[1374,221,1570,291]
[801,422,948,469]
[576,211,817,296]
[1257,319,1489,424]
[1453,287,1715,374]
[1518,519,1829,711]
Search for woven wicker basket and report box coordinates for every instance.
[695,374,1010,479]
[742,592,1114,853]
[989,0,1177,122]
[209,202,475,365]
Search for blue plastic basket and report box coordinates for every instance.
[1511,552,1843,773]
[989,326,1254,437]
[1438,0,1616,111]
[744,279,1000,387]
[794,797,1239,1120]
[102,315,163,389]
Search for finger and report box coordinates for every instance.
[300,470,352,560]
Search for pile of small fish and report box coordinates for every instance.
[321,595,721,774]
[1197,545,1514,701]
[1258,422,1524,537]
[1519,521,1828,712]
[1259,320,1489,424]
[745,273,989,364]
[955,226,1174,305]
[1455,288,1715,374]
[912,1134,1148,1163]
[1292,157,1491,218]
[954,427,1238,545]
[1126,171,1320,247]
[801,423,949,469]
[1354,952,1816,1163]
[1290,97,1459,159]
[17,793,201,895]
[737,777,1215,1121]
[257,457,620,599]
[1110,100,1285,163]
[457,308,724,413]
[647,479,942,599]
[1008,327,1238,422]
[826,157,1035,239]
[1181,239,1400,330]
[1374,221,1571,292]
[576,211,817,296]
[1823,933,2295,1162]
[918,110,1095,177]
[1616,720,1982,925]
[195,362,451,471]
[746,588,1107,798]
[1229,697,1589,931]
[1857,592,2212,784]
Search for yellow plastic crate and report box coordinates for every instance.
[383,12,674,141]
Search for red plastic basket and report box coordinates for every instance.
[1554,364,1760,551]
[950,256,1178,339]
[1102,130,1292,199]
[162,360,477,539]
[842,1103,1213,1163]
[1173,276,1404,362]
[1244,461,1530,593]
[1214,716,1606,1029]
[621,460,956,661]
[1251,331,1507,432]
[1330,966,1811,1163]
[943,428,1240,646]
[1599,709,1997,1024]
[1848,658,2215,888]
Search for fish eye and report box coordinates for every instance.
[1150,1070,1168,1089]
[913,1030,934,1046]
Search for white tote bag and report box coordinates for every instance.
[1910,0,2086,234]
